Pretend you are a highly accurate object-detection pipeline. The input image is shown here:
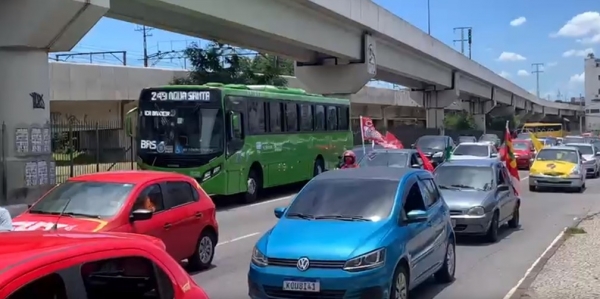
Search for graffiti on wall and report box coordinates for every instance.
[30,92,45,109]
[50,112,89,124]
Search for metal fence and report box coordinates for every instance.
[50,119,137,183]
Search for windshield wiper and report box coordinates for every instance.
[314,215,372,221]
[62,212,101,219]
[438,185,460,190]
[450,184,476,190]
[28,210,60,215]
[286,213,314,219]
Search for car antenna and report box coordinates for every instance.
[51,197,73,231]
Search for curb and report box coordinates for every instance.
[507,214,588,299]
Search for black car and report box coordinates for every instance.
[412,135,454,166]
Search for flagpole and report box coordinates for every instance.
[360,116,366,155]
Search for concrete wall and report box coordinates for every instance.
[584,57,600,131]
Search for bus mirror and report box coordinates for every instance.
[125,107,138,137]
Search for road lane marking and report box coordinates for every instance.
[248,195,292,207]
[217,232,260,246]
[521,176,529,181]
[502,228,565,299]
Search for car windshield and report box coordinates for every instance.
[566,144,593,155]
[434,165,493,191]
[458,136,476,143]
[517,133,530,139]
[285,178,397,221]
[138,98,224,155]
[536,149,579,163]
[416,136,446,150]
[29,181,134,218]
[358,152,409,168]
[513,142,529,150]
[452,144,489,157]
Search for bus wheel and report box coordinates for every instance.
[313,158,324,177]
[244,170,260,203]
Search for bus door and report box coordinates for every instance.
[225,97,247,194]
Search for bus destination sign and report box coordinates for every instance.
[150,91,210,101]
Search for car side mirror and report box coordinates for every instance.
[596,152,600,156]
[497,184,510,192]
[406,210,428,223]
[130,209,153,222]
[491,153,498,158]
[274,207,287,219]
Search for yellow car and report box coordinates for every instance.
[529,146,586,192]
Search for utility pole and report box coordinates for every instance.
[580,93,584,133]
[531,63,544,98]
[453,27,472,59]
[427,0,431,35]
[135,25,153,67]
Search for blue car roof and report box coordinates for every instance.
[316,167,423,182]
[440,158,499,167]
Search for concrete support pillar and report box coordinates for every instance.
[0,0,107,204]
[295,34,376,94]
[411,89,458,129]
[468,99,496,132]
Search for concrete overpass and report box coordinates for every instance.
[0,0,583,201]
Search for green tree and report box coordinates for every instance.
[444,113,476,130]
[172,42,293,86]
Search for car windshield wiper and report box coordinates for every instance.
[62,212,101,219]
[286,213,314,219]
[438,185,460,190]
[314,215,372,221]
[450,184,476,190]
[28,210,60,215]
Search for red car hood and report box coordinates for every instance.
[13,213,110,232]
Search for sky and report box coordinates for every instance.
[67,0,600,101]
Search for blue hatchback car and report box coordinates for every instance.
[248,167,456,299]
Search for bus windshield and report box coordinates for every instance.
[138,92,224,155]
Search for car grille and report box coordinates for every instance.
[543,172,564,176]
[449,210,463,215]
[268,258,345,269]
[263,286,345,299]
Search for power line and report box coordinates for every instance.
[531,63,544,99]
[453,27,472,59]
[135,25,153,67]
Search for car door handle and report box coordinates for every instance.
[194,212,203,218]
[163,223,172,229]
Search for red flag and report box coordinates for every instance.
[417,147,435,172]
[384,132,404,149]
[360,116,385,143]
[503,123,520,194]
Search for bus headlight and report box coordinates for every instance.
[201,165,222,182]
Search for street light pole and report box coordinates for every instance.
[427,0,431,35]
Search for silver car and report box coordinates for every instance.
[564,143,600,178]
[434,159,520,243]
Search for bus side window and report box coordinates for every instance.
[230,112,243,140]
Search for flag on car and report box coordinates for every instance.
[503,121,520,194]
[417,147,435,172]
[384,132,404,149]
[529,132,544,153]
[444,144,452,160]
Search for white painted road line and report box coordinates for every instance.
[248,195,292,207]
[521,176,529,181]
[502,228,566,299]
[217,232,260,247]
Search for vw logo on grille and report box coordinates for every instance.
[297,257,310,271]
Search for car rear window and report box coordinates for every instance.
[452,144,489,157]
[286,178,398,221]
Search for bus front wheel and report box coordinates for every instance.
[244,170,261,204]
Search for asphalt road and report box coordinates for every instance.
[192,170,600,299]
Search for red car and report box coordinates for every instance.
[13,171,218,271]
[513,139,535,169]
[0,231,209,299]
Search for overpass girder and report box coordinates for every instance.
[459,75,492,99]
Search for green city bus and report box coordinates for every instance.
[125,83,352,202]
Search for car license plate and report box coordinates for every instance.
[283,280,320,292]
[451,219,456,227]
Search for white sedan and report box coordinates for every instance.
[450,142,500,161]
